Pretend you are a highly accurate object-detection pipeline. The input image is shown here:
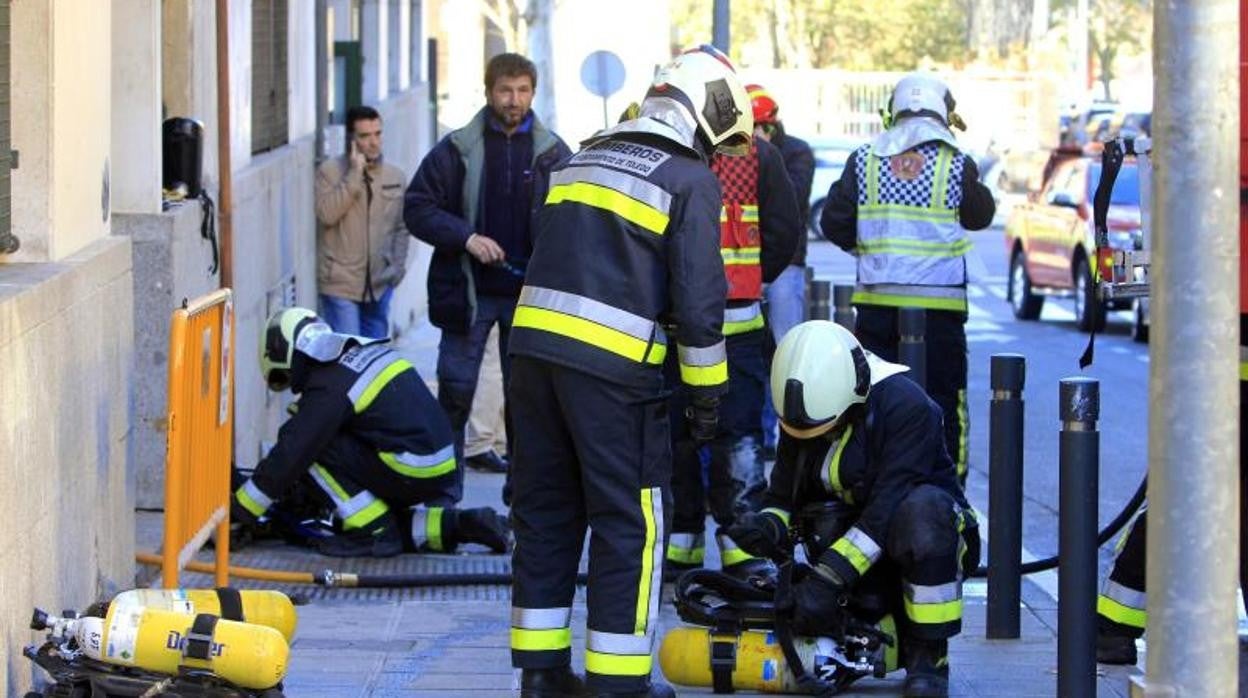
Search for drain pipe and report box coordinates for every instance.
[214,0,234,288]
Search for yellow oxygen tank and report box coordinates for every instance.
[105,588,298,642]
[72,605,288,690]
[659,620,899,693]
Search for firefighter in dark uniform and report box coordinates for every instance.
[506,46,753,698]
[665,133,801,580]
[727,321,980,698]
[1095,506,1147,664]
[231,307,510,558]
[820,73,996,483]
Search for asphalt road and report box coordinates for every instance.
[805,226,1150,582]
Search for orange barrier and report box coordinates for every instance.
[160,289,235,588]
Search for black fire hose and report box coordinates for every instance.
[968,474,1147,578]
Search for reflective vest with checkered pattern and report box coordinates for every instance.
[711,146,763,300]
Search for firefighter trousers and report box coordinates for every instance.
[1097,507,1148,638]
[508,357,671,693]
[803,485,980,641]
[297,432,460,548]
[667,330,768,569]
[855,305,969,482]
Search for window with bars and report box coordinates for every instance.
[251,0,288,154]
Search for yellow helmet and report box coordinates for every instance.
[770,321,871,439]
[645,45,753,153]
[259,307,320,392]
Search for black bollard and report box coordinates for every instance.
[833,285,855,330]
[1058,377,1099,698]
[809,280,831,321]
[897,307,926,390]
[987,354,1026,639]
[802,266,815,321]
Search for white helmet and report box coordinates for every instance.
[644,45,753,153]
[889,72,957,126]
[770,321,872,439]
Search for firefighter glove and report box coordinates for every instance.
[790,567,848,638]
[726,511,790,561]
[454,507,512,553]
[685,396,719,444]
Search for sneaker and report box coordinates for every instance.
[520,667,585,697]
[1096,633,1139,665]
[315,513,403,558]
[466,450,509,473]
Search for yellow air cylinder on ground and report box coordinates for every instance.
[105,588,298,642]
[74,605,289,690]
[659,621,899,694]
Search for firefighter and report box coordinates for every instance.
[506,45,750,698]
[820,72,996,484]
[230,307,510,558]
[665,97,801,581]
[727,321,980,698]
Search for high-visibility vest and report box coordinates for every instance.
[711,146,763,301]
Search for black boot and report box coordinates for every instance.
[902,638,949,698]
[586,680,675,698]
[452,507,512,553]
[1096,632,1139,665]
[520,667,585,697]
[315,511,403,558]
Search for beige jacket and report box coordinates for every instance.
[315,156,410,302]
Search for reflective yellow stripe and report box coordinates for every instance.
[904,596,963,624]
[585,649,652,676]
[832,537,873,575]
[724,314,766,336]
[353,358,412,413]
[1241,361,1248,381]
[547,181,670,235]
[312,464,350,500]
[956,389,968,478]
[379,451,457,479]
[720,204,760,223]
[824,424,854,503]
[680,360,728,387]
[722,247,762,264]
[514,306,666,365]
[721,545,756,566]
[929,146,953,209]
[343,497,390,530]
[235,486,267,517]
[426,507,444,550]
[857,237,970,256]
[665,544,705,564]
[851,291,968,312]
[511,627,572,651]
[866,153,879,206]
[635,488,657,634]
[1098,595,1147,629]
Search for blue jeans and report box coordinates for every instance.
[762,265,806,447]
[318,287,394,339]
[436,294,517,465]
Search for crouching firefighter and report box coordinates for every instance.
[717,320,980,698]
[231,307,510,558]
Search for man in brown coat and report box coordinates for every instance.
[315,105,410,338]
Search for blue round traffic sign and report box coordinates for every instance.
[580,50,627,98]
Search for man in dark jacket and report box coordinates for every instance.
[728,321,979,698]
[231,307,509,558]
[404,53,571,478]
[746,83,815,462]
[820,73,995,483]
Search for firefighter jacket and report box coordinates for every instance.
[508,117,729,399]
[235,341,455,518]
[820,141,995,313]
[759,356,969,586]
[710,138,801,335]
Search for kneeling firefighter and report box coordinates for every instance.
[678,321,980,698]
[231,307,509,557]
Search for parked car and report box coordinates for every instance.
[1004,154,1146,337]
[806,136,864,239]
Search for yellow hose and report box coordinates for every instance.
[135,552,320,585]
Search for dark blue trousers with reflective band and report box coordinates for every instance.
[436,293,517,500]
[855,305,969,482]
[508,357,671,692]
[669,330,768,542]
[1097,510,1147,638]
[805,485,979,642]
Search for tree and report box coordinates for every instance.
[1051,0,1151,101]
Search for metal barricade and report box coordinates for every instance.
[161,289,235,588]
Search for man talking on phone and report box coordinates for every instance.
[315,105,411,339]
